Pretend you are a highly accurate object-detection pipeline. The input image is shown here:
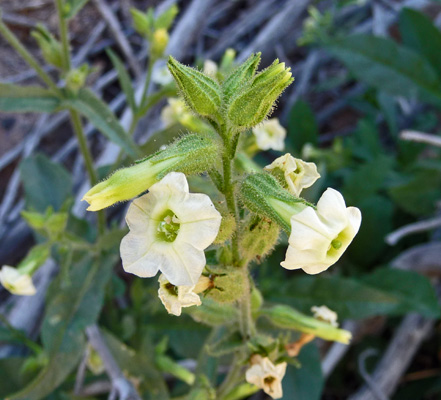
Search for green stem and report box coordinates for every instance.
[217,353,244,399]
[0,20,58,91]
[55,0,71,71]
[70,110,105,234]
[238,272,256,338]
[138,57,155,114]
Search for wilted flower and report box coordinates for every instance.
[120,172,221,286]
[265,153,320,196]
[158,274,201,316]
[311,305,338,327]
[0,265,36,296]
[281,188,361,274]
[245,356,287,399]
[252,118,286,151]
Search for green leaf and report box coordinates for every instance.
[388,167,441,216]
[61,89,140,157]
[347,196,393,267]
[20,154,72,213]
[0,83,60,113]
[282,343,323,400]
[287,100,319,153]
[269,268,440,319]
[8,253,117,400]
[327,34,441,107]
[63,0,89,19]
[0,358,32,398]
[106,49,137,112]
[101,331,169,399]
[399,8,441,80]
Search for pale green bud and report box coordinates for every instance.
[83,134,220,211]
[222,53,261,100]
[167,56,222,118]
[151,28,169,59]
[239,215,280,263]
[250,286,263,313]
[130,8,153,38]
[239,173,310,233]
[155,354,195,385]
[65,64,90,92]
[31,25,63,68]
[154,4,179,30]
[227,59,293,129]
[261,305,352,344]
[22,207,68,239]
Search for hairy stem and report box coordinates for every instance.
[55,0,71,71]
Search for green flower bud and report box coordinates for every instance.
[207,268,245,304]
[154,4,179,30]
[239,173,311,233]
[227,59,293,129]
[65,64,90,92]
[167,56,222,118]
[239,215,280,263]
[22,207,68,239]
[219,48,237,74]
[250,286,263,313]
[151,28,169,59]
[31,24,63,68]
[130,8,153,37]
[261,305,352,344]
[222,53,261,100]
[83,134,220,211]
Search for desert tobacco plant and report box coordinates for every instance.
[0,3,366,399]
[82,53,361,398]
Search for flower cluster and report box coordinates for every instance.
[82,53,360,399]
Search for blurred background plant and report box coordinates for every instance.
[0,0,441,399]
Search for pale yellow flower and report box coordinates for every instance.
[120,172,222,286]
[203,59,218,76]
[311,305,338,327]
[0,265,36,296]
[252,118,286,151]
[245,356,287,399]
[158,274,201,316]
[281,188,361,274]
[265,153,320,196]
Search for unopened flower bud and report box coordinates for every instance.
[83,134,220,211]
[262,304,351,344]
[31,24,63,68]
[65,64,90,92]
[168,56,222,118]
[207,269,245,304]
[227,59,293,129]
[151,28,169,59]
[154,4,179,31]
[222,53,260,100]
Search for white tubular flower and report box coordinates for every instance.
[311,305,339,327]
[120,172,222,286]
[203,59,218,76]
[158,274,201,316]
[245,356,287,399]
[252,118,286,151]
[281,188,361,274]
[0,265,36,296]
[152,65,174,86]
[265,153,320,196]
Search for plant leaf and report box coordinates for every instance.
[106,48,137,112]
[269,268,440,319]
[327,34,441,107]
[0,83,60,113]
[62,88,140,157]
[20,154,72,213]
[399,8,441,80]
[287,100,319,153]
